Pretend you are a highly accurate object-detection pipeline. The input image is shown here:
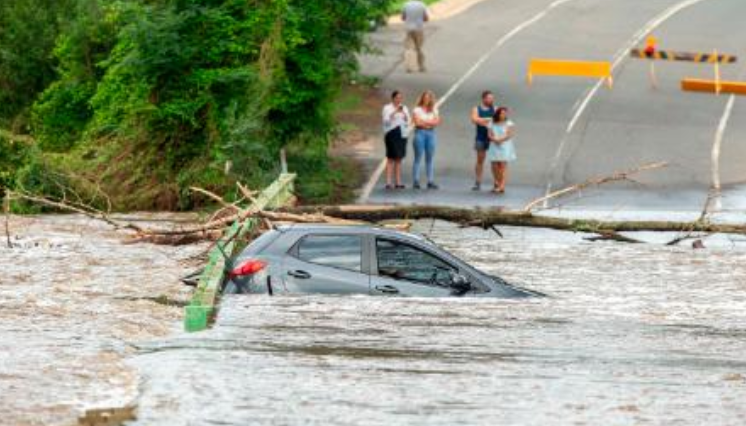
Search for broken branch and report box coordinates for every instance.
[8,190,144,233]
[523,161,669,212]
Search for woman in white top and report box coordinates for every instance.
[381,90,411,189]
[412,90,442,190]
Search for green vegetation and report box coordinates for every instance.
[391,0,442,14]
[1,0,391,210]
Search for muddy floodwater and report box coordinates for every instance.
[129,221,746,426]
[2,216,746,425]
[0,214,207,426]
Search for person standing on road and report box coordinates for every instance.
[487,107,517,194]
[402,0,429,73]
[382,90,411,190]
[412,90,441,190]
[470,90,496,191]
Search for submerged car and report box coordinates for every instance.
[210,224,542,298]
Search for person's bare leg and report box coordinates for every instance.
[474,150,486,190]
[385,159,394,187]
[394,160,403,186]
[498,163,508,192]
[490,162,500,192]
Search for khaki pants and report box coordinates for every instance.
[404,30,426,72]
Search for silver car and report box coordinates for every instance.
[219,224,542,298]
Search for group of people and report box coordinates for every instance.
[382,90,516,194]
[383,2,516,193]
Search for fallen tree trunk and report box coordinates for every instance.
[280,205,746,235]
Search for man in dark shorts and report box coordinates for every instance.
[470,90,496,191]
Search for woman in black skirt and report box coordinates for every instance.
[381,90,411,189]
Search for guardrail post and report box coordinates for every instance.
[183,173,296,332]
[714,49,721,95]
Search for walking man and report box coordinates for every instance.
[402,0,429,73]
[470,90,496,191]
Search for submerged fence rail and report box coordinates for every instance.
[184,173,296,332]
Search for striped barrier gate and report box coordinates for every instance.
[630,49,737,64]
[630,36,738,92]
[184,173,296,332]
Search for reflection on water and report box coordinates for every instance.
[131,222,746,425]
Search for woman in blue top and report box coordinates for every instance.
[487,107,517,194]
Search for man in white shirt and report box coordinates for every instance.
[402,0,429,73]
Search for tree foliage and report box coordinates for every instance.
[1,0,391,208]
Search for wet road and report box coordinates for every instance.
[131,221,746,425]
[363,0,746,212]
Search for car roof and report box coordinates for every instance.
[277,223,427,241]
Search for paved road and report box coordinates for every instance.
[361,0,746,217]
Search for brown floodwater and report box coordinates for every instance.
[0,214,208,426]
[130,221,746,426]
[2,216,745,425]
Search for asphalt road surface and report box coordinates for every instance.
[363,0,746,216]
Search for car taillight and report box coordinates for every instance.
[229,259,267,278]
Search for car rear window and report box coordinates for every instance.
[295,235,362,272]
[237,230,281,259]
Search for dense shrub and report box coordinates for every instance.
[1,0,391,209]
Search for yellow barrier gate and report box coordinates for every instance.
[681,79,746,96]
[527,59,613,88]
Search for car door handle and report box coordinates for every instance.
[375,285,400,294]
[288,270,311,279]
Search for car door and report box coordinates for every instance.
[370,237,457,297]
[281,233,370,295]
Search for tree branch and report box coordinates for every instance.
[8,190,143,233]
[523,161,669,212]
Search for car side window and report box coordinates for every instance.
[376,238,456,286]
[295,235,363,272]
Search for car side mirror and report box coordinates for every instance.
[449,273,472,294]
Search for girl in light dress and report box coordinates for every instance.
[487,107,517,194]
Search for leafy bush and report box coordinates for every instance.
[2,0,393,210]
[0,137,32,195]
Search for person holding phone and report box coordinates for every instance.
[382,90,411,189]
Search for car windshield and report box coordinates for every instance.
[412,236,496,293]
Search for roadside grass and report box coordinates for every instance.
[390,0,442,14]
[322,80,386,204]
